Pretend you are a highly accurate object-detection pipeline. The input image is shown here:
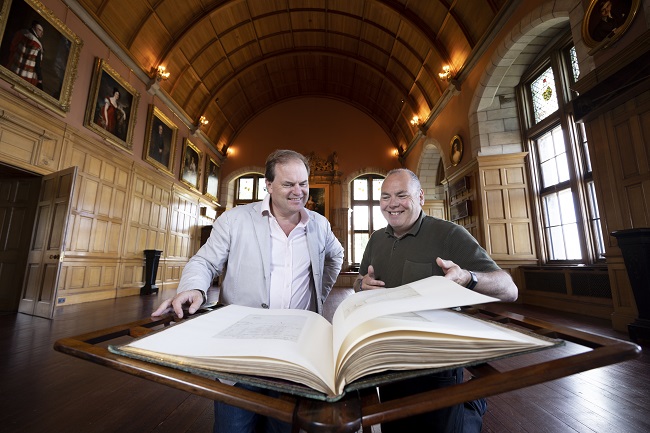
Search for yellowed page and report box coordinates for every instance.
[331,276,499,372]
[123,305,336,395]
[332,309,556,393]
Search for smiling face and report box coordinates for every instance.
[380,170,424,237]
[266,159,309,219]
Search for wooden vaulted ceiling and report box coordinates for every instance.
[74,0,509,154]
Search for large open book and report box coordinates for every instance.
[111,276,559,400]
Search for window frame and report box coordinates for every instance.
[350,174,385,266]
[517,32,604,265]
[233,174,266,206]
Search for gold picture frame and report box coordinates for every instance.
[0,0,82,115]
[180,138,202,191]
[450,135,463,167]
[307,183,329,219]
[204,156,221,203]
[581,0,640,50]
[143,105,177,176]
[84,58,139,152]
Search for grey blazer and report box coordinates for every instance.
[177,200,344,315]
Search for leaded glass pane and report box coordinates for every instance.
[549,226,567,260]
[353,179,368,200]
[543,194,561,226]
[353,205,369,230]
[373,206,386,229]
[592,219,604,258]
[577,122,592,173]
[238,178,254,200]
[372,179,383,200]
[257,178,267,200]
[537,131,555,162]
[564,223,582,259]
[587,181,605,258]
[540,160,559,188]
[530,67,558,123]
[558,189,576,224]
[353,233,370,263]
[536,126,568,188]
[569,46,580,82]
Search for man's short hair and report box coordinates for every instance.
[385,168,422,193]
[265,150,310,182]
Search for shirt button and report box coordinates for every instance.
[261,303,269,309]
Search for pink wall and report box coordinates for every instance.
[2,0,398,188]
[223,97,399,180]
[1,0,192,181]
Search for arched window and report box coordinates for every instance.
[517,33,604,263]
[234,174,267,206]
[350,174,387,265]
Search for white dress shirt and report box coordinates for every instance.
[262,195,312,309]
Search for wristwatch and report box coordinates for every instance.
[466,271,478,291]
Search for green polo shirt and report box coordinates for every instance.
[359,212,500,288]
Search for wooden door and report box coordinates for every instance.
[18,167,76,318]
[0,177,40,311]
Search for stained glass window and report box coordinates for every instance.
[530,66,558,124]
[521,39,604,263]
[569,46,580,83]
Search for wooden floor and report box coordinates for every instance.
[1,286,648,433]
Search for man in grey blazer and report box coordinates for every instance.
[153,149,344,433]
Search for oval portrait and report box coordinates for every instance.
[450,135,463,167]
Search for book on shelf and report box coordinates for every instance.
[110,276,560,401]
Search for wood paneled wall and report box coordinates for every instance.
[446,153,537,290]
[585,88,650,330]
[477,153,537,263]
[0,89,214,307]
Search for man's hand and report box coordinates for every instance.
[355,265,386,292]
[152,289,204,319]
[436,257,472,287]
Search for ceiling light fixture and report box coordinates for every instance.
[156,65,170,81]
[199,115,209,126]
[439,65,451,81]
[410,115,420,126]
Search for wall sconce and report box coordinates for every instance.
[156,65,170,81]
[199,115,209,126]
[439,65,451,81]
[410,115,420,126]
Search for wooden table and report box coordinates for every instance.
[54,305,641,433]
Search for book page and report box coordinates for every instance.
[122,305,337,394]
[334,309,556,393]
[331,276,499,368]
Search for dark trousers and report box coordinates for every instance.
[213,383,292,433]
[379,368,486,433]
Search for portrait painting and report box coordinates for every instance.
[582,0,639,48]
[143,105,177,176]
[204,156,220,203]
[180,138,202,191]
[450,135,463,167]
[307,184,329,219]
[0,0,82,114]
[84,58,139,151]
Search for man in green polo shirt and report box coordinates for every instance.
[354,168,517,433]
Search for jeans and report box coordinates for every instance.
[379,368,486,433]
[213,382,292,433]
